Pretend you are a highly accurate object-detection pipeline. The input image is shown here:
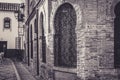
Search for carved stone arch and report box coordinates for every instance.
[110,0,120,17]
[40,12,46,63]
[114,2,120,17]
[54,3,77,67]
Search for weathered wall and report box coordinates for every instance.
[48,0,117,80]
[0,11,18,49]
[25,0,120,80]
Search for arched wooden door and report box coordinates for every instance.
[54,3,77,67]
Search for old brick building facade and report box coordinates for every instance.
[24,0,120,80]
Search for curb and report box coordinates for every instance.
[11,61,21,80]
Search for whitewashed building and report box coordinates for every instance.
[0,0,24,58]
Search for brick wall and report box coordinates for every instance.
[24,0,120,80]
[49,0,116,79]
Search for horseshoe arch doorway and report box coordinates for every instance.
[54,3,77,68]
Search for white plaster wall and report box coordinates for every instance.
[0,11,18,49]
[0,0,21,3]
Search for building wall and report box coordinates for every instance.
[25,0,120,80]
[48,0,83,79]
[0,11,18,49]
[26,0,51,77]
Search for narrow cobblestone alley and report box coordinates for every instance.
[0,58,37,80]
[14,60,36,80]
[0,58,17,80]
[1,0,120,80]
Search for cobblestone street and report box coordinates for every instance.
[0,58,37,80]
[0,58,17,80]
[14,61,36,80]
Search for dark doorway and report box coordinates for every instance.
[114,2,120,68]
[54,3,77,68]
[0,41,7,57]
[40,12,46,63]
[30,25,33,59]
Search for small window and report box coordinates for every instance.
[4,17,11,28]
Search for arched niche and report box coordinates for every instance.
[54,3,77,68]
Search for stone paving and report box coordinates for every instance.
[14,61,36,80]
[0,58,17,80]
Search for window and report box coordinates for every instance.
[4,17,11,28]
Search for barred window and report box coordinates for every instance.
[4,17,11,28]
